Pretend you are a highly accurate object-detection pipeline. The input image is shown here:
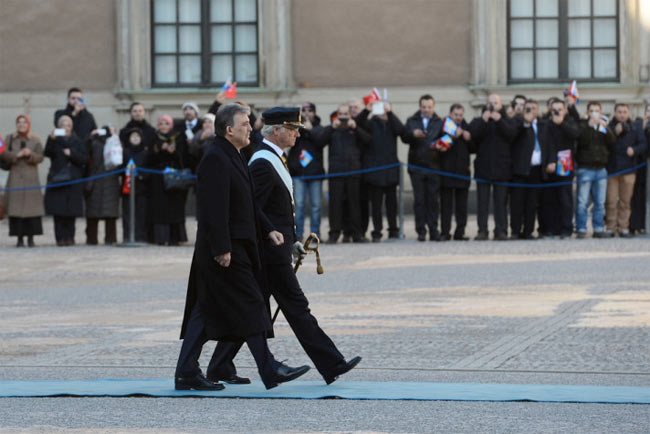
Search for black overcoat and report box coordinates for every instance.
[357,109,404,187]
[54,105,97,142]
[402,110,444,171]
[43,134,88,217]
[440,119,472,189]
[149,131,189,224]
[468,108,518,181]
[84,136,121,218]
[180,137,273,341]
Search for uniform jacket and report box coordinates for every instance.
[180,136,272,341]
[249,142,297,265]
[1,133,45,217]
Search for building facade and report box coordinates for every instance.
[1,0,649,188]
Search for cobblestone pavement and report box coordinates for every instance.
[0,217,649,433]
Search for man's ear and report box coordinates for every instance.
[225,125,233,137]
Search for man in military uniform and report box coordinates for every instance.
[174,104,310,391]
[208,107,361,386]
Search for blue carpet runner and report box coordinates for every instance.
[1,379,649,403]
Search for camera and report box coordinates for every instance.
[487,104,494,112]
[552,109,560,117]
[525,107,532,114]
[338,117,349,127]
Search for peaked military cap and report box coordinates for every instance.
[262,107,304,128]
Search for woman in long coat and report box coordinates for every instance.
[84,127,122,245]
[149,115,190,245]
[1,115,45,247]
[44,115,88,246]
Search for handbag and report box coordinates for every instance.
[49,163,74,184]
[163,167,194,192]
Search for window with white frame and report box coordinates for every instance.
[508,0,618,82]
[152,0,259,87]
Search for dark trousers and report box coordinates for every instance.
[360,181,370,236]
[176,303,277,386]
[477,182,508,235]
[122,194,149,242]
[410,172,440,237]
[510,166,542,237]
[329,177,361,239]
[209,263,345,380]
[53,216,76,244]
[440,186,468,237]
[630,164,647,232]
[542,183,573,235]
[86,218,117,245]
[369,185,398,239]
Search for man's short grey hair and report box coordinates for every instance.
[261,124,283,137]
[215,103,250,137]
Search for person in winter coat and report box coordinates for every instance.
[149,115,190,245]
[319,104,371,243]
[44,115,88,246]
[401,95,444,241]
[1,115,45,247]
[54,87,97,142]
[439,104,473,241]
[286,102,326,241]
[357,101,404,242]
[119,102,156,150]
[188,113,216,165]
[630,104,650,234]
[468,93,518,240]
[84,127,122,245]
[121,128,152,242]
[605,103,648,236]
[539,99,581,238]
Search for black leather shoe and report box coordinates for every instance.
[454,234,469,241]
[265,363,310,390]
[439,234,451,241]
[325,356,362,385]
[208,374,251,385]
[475,232,489,241]
[417,234,426,242]
[175,373,225,391]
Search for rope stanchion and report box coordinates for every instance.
[0,168,126,192]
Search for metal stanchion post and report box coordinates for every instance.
[398,162,405,239]
[118,160,146,247]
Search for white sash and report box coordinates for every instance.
[248,150,293,200]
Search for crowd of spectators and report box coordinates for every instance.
[1,86,649,247]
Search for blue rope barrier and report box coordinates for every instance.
[405,162,647,188]
[2,161,646,192]
[0,167,126,192]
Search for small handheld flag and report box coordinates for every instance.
[0,136,5,155]
[443,117,458,136]
[556,150,573,177]
[597,124,608,134]
[568,80,579,104]
[221,77,237,99]
[299,149,313,168]
[383,88,388,102]
[433,134,453,151]
[220,77,233,92]
[363,88,381,106]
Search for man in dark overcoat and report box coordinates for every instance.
[175,104,310,391]
[207,107,361,386]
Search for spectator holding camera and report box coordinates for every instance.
[439,104,472,241]
[468,93,518,240]
[573,101,615,238]
[357,101,404,242]
[509,94,527,119]
[540,99,580,238]
[510,99,544,239]
[44,115,88,246]
[54,87,97,142]
[605,103,648,237]
[84,127,122,245]
[287,102,325,241]
[1,115,45,247]
[402,95,444,241]
[321,103,371,243]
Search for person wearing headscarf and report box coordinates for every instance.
[1,115,45,247]
[149,114,189,245]
[44,115,88,246]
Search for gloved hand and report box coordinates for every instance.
[292,240,306,263]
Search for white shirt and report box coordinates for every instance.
[421,114,431,131]
[186,118,198,130]
[263,138,285,158]
[530,120,542,166]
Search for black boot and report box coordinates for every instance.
[27,235,35,247]
[16,237,24,248]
